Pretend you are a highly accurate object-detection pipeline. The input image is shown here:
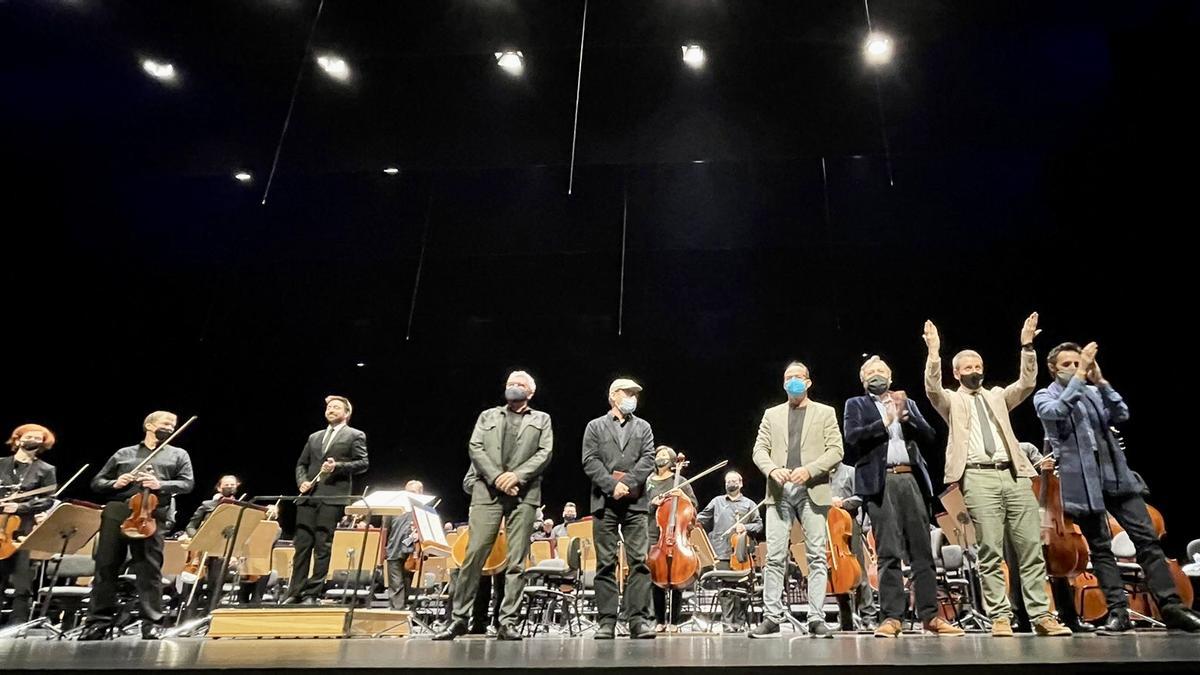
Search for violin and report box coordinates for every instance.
[119,416,197,540]
[722,496,767,573]
[648,454,699,589]
[0,483,60,560]
[825,505,863,595]
[0,464,87,560]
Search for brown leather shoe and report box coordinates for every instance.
[874,618,903,638]
[923,617,965,636]
[1033,615,1073,637]
[991,618,1014,637]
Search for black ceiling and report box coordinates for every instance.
[5,0,1184,179]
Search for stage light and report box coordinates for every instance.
[356,362,365,368]
[864,32,894,65]
[383,167,399,175]
[234,171,252,182]
[316,54,350,82]
[141,58,176,82]
[494,51,524,76]
[681,44,706,69]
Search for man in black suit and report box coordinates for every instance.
[283,395,369,604]
[581,377,657,640]
[1,424,58,627]
[843,357,962,637]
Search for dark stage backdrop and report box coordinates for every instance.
[1,2,1190,552]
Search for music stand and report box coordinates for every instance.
[166,500,267,637]
[936,484,989,630]
[372,498,447,636]
[342,490,431,637]
[0,502,101,638]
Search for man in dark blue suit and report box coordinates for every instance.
[843,357,963,637]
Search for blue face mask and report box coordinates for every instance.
[784,377,807,397]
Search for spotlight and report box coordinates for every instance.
[383,167,399,175]
[234,171,252,182]
[494,51,524,76]
[141,58,176,82]
[681,44,706,69]
[316,54,350,82]
[356,362,365,368]
[863,32,894,65]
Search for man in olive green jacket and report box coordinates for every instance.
[434,371,554,641]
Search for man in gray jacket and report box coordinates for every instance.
[434,371,553,641]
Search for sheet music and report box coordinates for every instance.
[413,501,448,548]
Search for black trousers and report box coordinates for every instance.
[652,585,683,625]
[386,555,412,610]
[1074,492,1180,612]
[594,502,652,627]
[865,473,938,622]
[290,502,341,599]
[88,501,165,624]
[0,548,34,625]
[715,560,750,628]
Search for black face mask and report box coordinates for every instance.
[154,427,174,443]
[220,487,237,498]
[960,372,984,390]
[655,457,671,468]
[865,375,889,396]
[19,439,42,452]
[725,484,740,495]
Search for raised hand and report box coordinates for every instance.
[923,320,941,355]
[1020,312,1042,345]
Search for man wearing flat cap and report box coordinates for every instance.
[581,378,658,639]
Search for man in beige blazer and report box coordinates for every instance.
[749,361,844,638]
[923,314,1070,637]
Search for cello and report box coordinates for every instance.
[647,456,729,589]
[825,505,863,595]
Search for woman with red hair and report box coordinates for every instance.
[1,423,59,626]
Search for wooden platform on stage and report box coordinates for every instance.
[208,607,410,638]
[5,633,1200,674]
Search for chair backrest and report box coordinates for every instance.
[1188,538,1200,563]
[565,537,583,572]
[930,527,945,564]
[1111,531,1137,559]
[941,544,964,571]
[529,540,553,565]
[48,554,95,579]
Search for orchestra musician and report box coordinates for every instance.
[0,423,58,627]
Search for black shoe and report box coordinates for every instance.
[433,620,468,641]
[809,621,833,638]
[594,623,615,640]
[630,623,657,640]
[281,594,303,605]
[1099,608,1133,634]
[1065,619,1095,634]
[141,624,161,640]
[496,624,523,641]
[76,622,111,642]
[748,619,780,638]
[1162,605,1200,633]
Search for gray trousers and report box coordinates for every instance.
[450,497,535,628]
[763,483,828,624]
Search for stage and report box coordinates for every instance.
[4,633,1199,674]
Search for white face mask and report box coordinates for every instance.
[618,396,637,415]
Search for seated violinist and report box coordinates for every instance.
[697,470,762,632]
